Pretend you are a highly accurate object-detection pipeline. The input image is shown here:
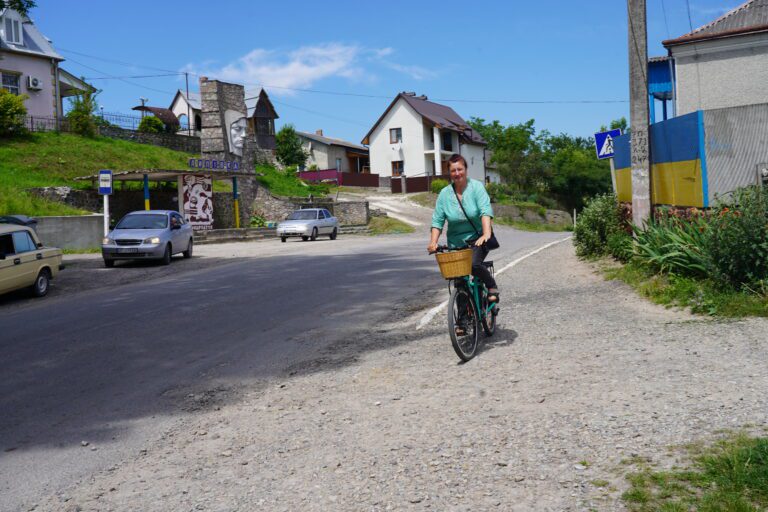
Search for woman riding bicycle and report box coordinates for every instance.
[427,153,499,303]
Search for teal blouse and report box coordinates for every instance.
[431,179,494,248]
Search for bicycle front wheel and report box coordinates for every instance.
[448,285,480,361]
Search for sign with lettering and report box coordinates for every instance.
[188,158,240,171]
[98,169,113,195]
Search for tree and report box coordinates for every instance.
[0,87,28,137]
[0,0,36,15]
[543,132,611,211]
[599,117,629,135]
[66,89,99,138]
[138,116,164,134]
[275,124,307,168]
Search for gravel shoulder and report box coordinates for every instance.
[33,241,768,512]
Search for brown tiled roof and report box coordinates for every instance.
[663,0,768,46]
[131,106,180,127]
[362,92,486,146]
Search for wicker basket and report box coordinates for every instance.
[435,249,473,279]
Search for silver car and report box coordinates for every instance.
[277,208,338,242]
[102,210,194,267]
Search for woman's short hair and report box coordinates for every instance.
[448,153,468,169]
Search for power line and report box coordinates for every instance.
[84,73,183,80]
[64,56,177,97]
[660,0,671,39]
[270,99,370,127]
[60,47,628,105]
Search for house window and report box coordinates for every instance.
[1,73,20,95]
[194,114,202,132]
[390,127,402,144]
[441,131,453,152]
[335,158,342,171]
[178,114,189,130]
[4,17,22,45]
[256,117,274,136]
[392,160,404,176]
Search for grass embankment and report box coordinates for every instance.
[255,165,330,198]
[0,132,196,216]
[368,217,415,235]
[602,260,768,317]
[621,433,768,511]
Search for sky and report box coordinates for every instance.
[30,0,744,144]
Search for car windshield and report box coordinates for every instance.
[116,214,168,230]
[287,211,318,220]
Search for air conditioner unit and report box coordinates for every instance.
[27,76,42,90]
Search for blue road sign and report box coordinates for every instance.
[98,169,113,195]
[594,129,622,160]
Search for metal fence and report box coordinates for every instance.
[22,111,146,133]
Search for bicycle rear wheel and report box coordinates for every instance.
[448,285,480,361]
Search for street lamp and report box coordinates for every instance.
[139,97,148,119]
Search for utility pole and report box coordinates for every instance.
[185,72,191,136]
[139,97,148,119]
[628,0,651,226]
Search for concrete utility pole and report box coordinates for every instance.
[627,0,651,226]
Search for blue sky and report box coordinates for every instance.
[32,0,743,143]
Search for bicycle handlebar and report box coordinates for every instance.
[428,244,449,255]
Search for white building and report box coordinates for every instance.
[663,0,768,115]
[0,8,92,121]
[297,130,369,173]
[361,92,488,182]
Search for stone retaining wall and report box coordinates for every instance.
[494,204,572,226]
[251,188,369,225]
[99,126,201,154]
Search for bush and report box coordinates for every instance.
[633,213,709,277]
[66,90,99,138]
[573,193,622,257]
[249,215,266,227]
[0,88,28,137]
[607,231,634,263]
[704,186,768,288]
[431,178,449,194]
[138,116,164,134]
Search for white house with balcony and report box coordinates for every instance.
[0,8,92,122]
[362,92,488,182]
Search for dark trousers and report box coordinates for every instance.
[472,244,497,291]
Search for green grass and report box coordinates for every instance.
[368,216,415,235]
[0,132,197,216]
[255,165,330,198]
[495,216,573,232]
[603,260,768,317]
[621,434,768,511]
[62,247,101,254]
[408,192,436,209]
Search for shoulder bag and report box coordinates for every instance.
[453,183,500,251]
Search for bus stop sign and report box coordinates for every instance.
[98,169,113,195]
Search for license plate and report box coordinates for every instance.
[117,248,139,254]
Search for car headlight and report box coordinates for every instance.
[143,237,161,244]
[102,237,112,245]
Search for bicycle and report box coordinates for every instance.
[431,245,498,361]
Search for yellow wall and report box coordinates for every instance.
[614,160,703,207]
[651,159,703,207]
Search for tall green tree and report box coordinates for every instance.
[275,124,307,168]
[0,0,36,15]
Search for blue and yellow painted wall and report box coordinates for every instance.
[613,111,709,208]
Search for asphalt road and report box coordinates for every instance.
[0,228,568,511]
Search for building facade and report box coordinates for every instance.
[362,92,488,182]
[297,130,369,173]
[0,8,92,120]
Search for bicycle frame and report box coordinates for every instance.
[449,271,495,321]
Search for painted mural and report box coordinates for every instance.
[182,174,213,230]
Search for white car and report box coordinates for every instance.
[277,208,338,242]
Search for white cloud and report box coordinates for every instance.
[183,43,437,95]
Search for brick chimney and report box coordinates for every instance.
[316,129,323,136]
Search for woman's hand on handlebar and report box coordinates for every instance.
[427,241,439,254]
[473,234,490,247]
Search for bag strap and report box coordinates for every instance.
[452,183,481,237]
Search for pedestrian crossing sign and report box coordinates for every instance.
[594,129,622,160]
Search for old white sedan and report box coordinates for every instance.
[277,208,338,242]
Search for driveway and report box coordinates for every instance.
[21,239,768,511]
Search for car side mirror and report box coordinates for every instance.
[171,224,180,230]
[37,242,43,248]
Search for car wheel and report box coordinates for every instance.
[329,228,337,240]
[281,236,287,243]
[310,227,318,241]
[104,258,115,268]
[31,268,51,297]
[301,236,309,241]
[161,244,172,265]
[183,239,193,258]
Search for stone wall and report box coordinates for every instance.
[494,204,572,226]
[99,126,200,154]
[251,187,369,226]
